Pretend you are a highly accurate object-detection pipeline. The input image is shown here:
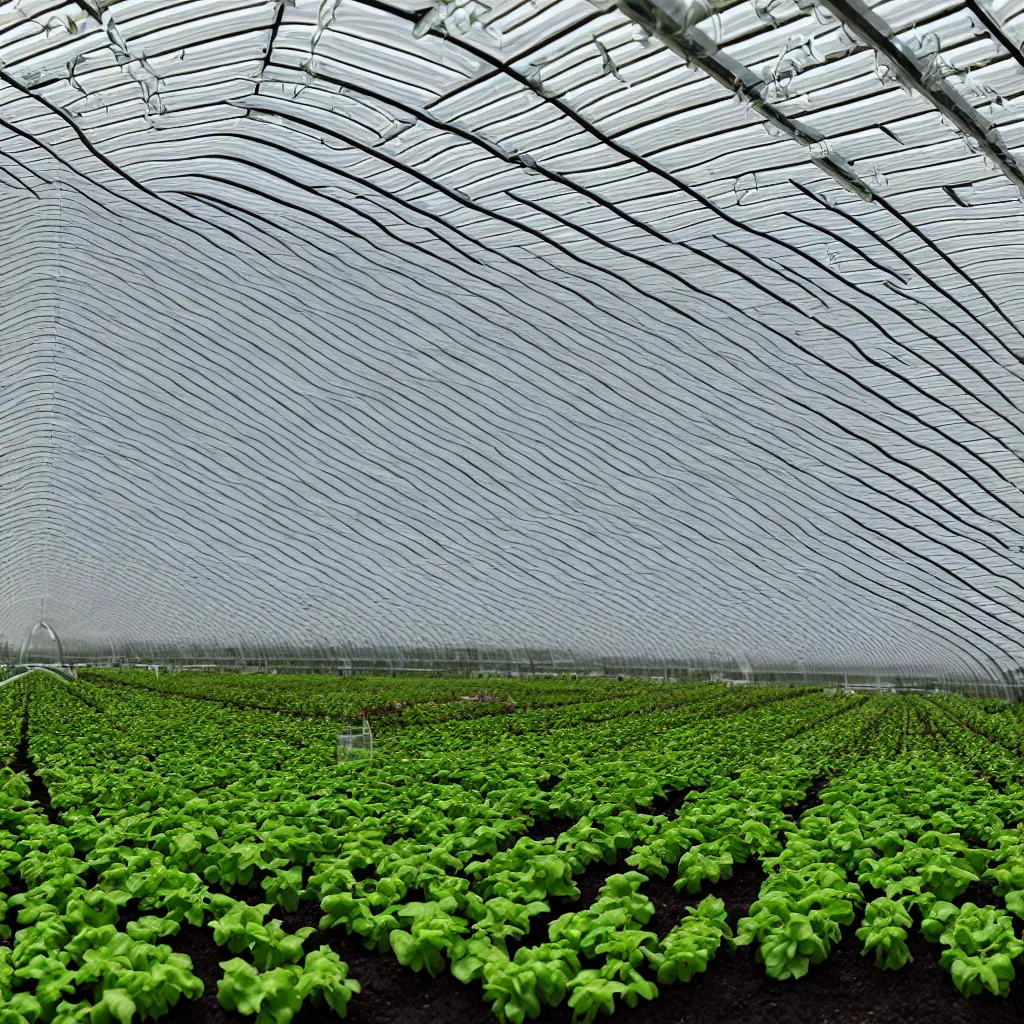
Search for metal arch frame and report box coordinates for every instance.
[0,665,76,686]
[71,1,101,19]
[18,620,65,667]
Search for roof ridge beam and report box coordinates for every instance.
[613,0,878,201]
[816,0,1024,196]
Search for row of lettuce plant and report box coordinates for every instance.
[3,671,1024,1023]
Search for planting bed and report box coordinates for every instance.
[2,670,1024,1024]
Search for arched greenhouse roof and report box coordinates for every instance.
[1,0,1022,678]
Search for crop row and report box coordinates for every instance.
[1,671,1022,1023]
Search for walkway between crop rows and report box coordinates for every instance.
[12,697,58,824]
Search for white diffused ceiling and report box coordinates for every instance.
[1,0,1023,675]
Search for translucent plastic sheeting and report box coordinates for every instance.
[0,0,1022,678]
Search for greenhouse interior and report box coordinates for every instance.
[2,0,1024,1020]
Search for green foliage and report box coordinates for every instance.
[388,899,468,976]
[262,865,307,913]
[7,667,1024,1024]
[860,840,983,902]
[209,899,314,970]
[548,873,654,958]
[984,842,1024,919]
[565,966,657,1024]
[855,898,913,971]
[674,842,734,894]
[922,902,1024,997]
[217,946,360,1022]
[648,897,733,984]
[470,898,549,955]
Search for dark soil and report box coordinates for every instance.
[648,785,695,818]
[519,848,763,952]
[519,848,633,950]
[163,922,235,1024]
[165,903,494,1024]
[786,774,829,822]
[537,775,561,793]
[540,927,1024,1024]
[953,881,995,907]
[154,751,1017,1024]
[859,880,998,912]
[116,899,147,928]
[643,857,766,940]
[165,867,1024,1024]
[524,813,576,844]
[227,872,276,906]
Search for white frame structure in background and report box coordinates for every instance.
[337,717,373,764]
[13,622,76,680]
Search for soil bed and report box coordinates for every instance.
[161,864,1024,1024]
[539,927,1024,1024]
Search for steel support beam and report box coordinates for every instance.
[614,0,877,201]
[73,1,102,20]
[817,0,1024,196]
